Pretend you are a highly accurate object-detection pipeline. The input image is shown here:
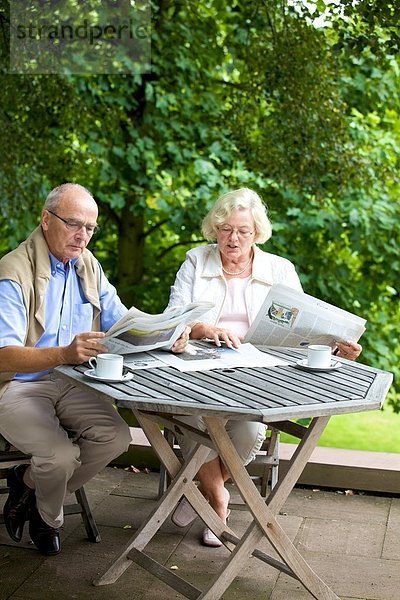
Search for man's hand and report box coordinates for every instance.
[0,332,109,373]
[171,326,191,354]
[60,332,109,365]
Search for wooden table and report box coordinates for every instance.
[56,347,393,600]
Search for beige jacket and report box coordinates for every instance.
[0,226,101,393]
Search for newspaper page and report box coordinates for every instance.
[103,302,214,355]
[149,341,289,372]
[244,284,366,348]
[123,352,166,370]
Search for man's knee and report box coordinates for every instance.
[114,420,132,454]
[92,419,131,455]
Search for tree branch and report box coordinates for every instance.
[156,238,205,260]
[143,218,169,238]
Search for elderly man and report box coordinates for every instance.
[0,183,187,556]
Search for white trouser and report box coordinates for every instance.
[176,416,266,466]
[0,375,131,528]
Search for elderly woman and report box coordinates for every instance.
[168,187,361,547]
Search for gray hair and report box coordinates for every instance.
[201,188,272,244]
[43,183,94,211]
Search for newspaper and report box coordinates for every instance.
[244,284,366,348]
[124,352,166,370]
[103,302,214,355]
[149,340,289,372]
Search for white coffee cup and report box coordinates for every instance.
[307,345,332,368]
[88,353,124,379]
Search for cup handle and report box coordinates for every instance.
[88,357,97,370]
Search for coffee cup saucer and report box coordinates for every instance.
[294,359,342,372]
[83,369,134,383]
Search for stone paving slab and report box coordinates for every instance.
[282,488,391,523]
[382,497,400,561]
[296,516,386,558]
[272,551,400,600]
[0,468,399,600]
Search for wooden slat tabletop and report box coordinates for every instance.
[56,347,393,423]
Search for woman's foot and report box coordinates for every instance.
[171,497,197,527]
[201,509,230,548]
[202,527,223,547]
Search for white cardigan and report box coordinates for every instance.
[167,244,303,326]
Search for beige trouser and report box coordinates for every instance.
[176,416,266,466]
[0,375,131,528]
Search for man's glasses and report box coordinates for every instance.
[217,225,254,238]
[46,210,100,235]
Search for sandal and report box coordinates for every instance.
[202,527,223,547]
[171,498,197,527]
[201,510,230,548]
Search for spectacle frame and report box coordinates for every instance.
[46,209,100,235]
[217,225,254,238]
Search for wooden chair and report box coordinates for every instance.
[158,426,280,502]
[249,426,280,496]
[0,434,101,543]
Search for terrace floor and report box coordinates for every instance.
[1,467,400,600]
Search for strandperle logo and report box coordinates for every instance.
[10,1,151,74]
[15,18,149,45]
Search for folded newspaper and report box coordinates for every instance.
[103,301,214,355]
[244,284,366,348]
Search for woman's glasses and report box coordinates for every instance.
[217,226,254,238]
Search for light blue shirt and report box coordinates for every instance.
[0,253,127,381]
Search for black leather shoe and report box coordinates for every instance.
[4,464,35,542]
[29,505,61,556]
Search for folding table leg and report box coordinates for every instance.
[134,412,237,548]
[201,415,340,600]
[94,412,213,587]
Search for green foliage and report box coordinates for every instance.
[0,0,399,411]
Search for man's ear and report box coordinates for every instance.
[41,210,49,230]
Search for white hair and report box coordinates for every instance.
[44,183,94,211]
[201,188,272,244]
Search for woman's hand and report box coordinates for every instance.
[171,326,191,354]
[191,323,241,349]
[334,340,362,361]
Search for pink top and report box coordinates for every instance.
[218,276,250,338]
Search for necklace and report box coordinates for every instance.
[222,252,253,276]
